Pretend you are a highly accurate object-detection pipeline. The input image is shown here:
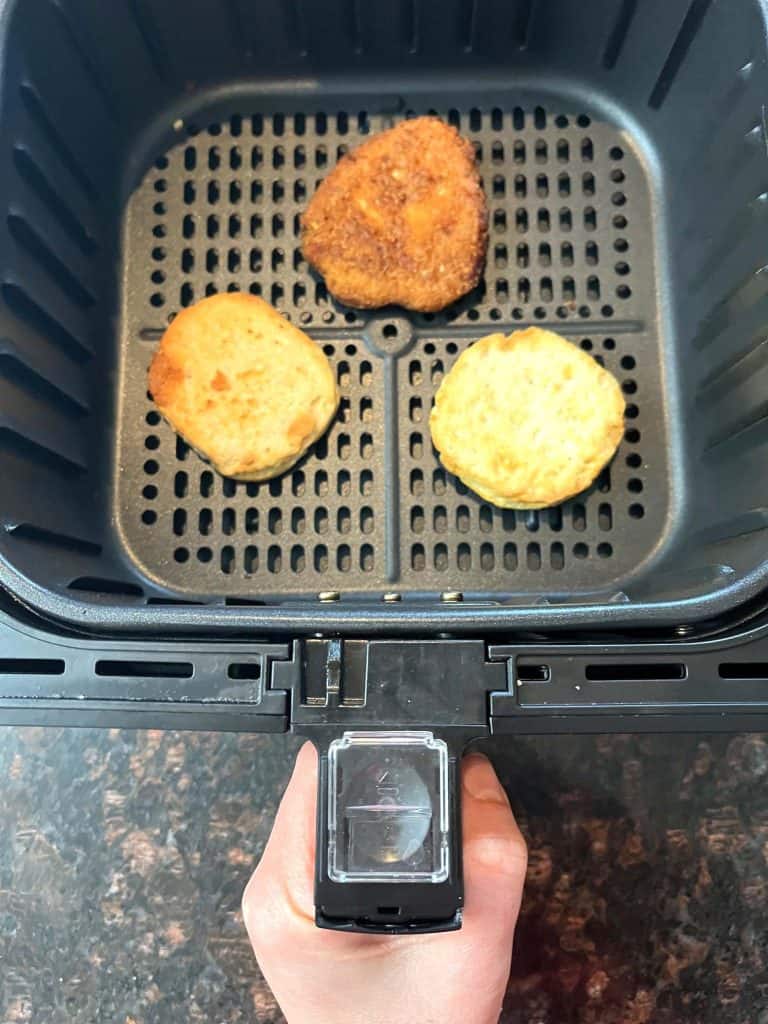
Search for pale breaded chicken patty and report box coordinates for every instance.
[430,329,625,509]
[148,293,338,481]
[301,117,488,313]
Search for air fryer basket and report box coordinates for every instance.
[1,0,767,634]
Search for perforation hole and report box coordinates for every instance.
[481,543,495,571]
[572,504,586,531]
[504,543,518,570]
[337,507,352,535]
[457,543,471,571]
[550,542,565,570]
[526,543,541,571]
[411,544,426,571]
[200,471,214,498]
[313,545,328,572]
[268,546,282,573]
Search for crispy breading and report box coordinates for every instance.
[148,293,338,480]
[301,117,488,313]
[429,329,625,508]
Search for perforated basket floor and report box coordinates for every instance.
[115,98,668,602]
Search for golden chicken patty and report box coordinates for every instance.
[301,116,488,312]
[148,293,338,481]
[430,329,625,508]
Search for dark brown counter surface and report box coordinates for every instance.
[2,729,767,1023]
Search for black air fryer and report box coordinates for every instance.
[2,0,768,933]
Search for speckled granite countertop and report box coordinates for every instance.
[1,729,767,1023]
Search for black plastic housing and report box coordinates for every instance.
[0,0,768,634]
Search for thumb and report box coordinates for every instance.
[461,752,527,928]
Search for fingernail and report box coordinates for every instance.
[462,753,509,805]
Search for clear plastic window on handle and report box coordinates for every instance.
[327,731,450,884]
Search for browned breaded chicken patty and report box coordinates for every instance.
[301,117,488,313]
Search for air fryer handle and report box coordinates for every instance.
[312,730,465,934]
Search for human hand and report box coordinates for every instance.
[243,744,527,1024]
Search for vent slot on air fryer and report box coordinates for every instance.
[517,662,551,683]
[0,658,65,675]
[584,663,687,681]
[719,663,768,681]
[94,660,194,679]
